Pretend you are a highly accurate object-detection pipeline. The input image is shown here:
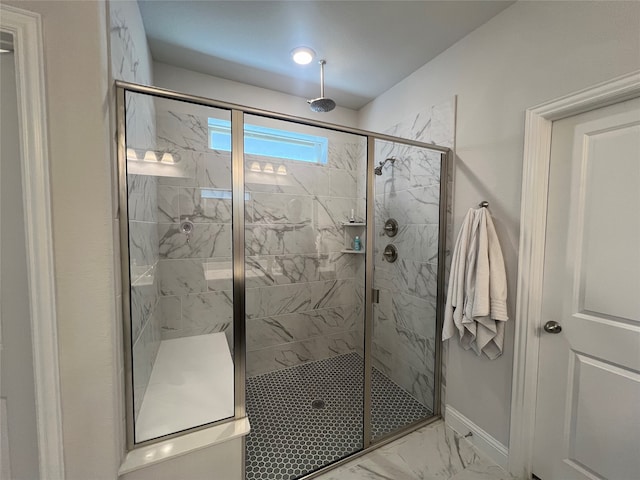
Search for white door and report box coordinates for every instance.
[532,97,640,480]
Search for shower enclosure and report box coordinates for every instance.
[117,82,449,479]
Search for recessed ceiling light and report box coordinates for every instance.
[291,47,315,65]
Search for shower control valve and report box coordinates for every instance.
[383,244,398,263]
[180,219,194,244]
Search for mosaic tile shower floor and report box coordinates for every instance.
[245,352,432,480]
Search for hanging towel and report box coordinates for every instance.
[442,208,476,346]
[442,207,508,359]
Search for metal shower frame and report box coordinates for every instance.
[115,80,451,468]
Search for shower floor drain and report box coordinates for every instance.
[311,399,325,410]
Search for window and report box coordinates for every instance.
[209,118,328,164]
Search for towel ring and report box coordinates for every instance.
[478,201,489,208]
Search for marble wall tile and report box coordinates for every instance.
[252,192,314,225]
[328,140,365,171]
[155,109,209,152]
[374,259,438,303]
[316,196,357,227]
[246,328,361,377]
[205,258,233,292]
[156,150,232,189]
[150,112,368,374]
[158,259,207,296]
[161,320,232,343]
[245,253,351,288]
[246,287,260,320]
[250,279,355,320]
[191,150,232,189]
[374,185,441,226]
[395,326,429,373]
[129,220,159,268]
[130,277,158,345]
[251,282,312,318]
[159,295,181,336]
[110,3,152,85]
[157,185,180,222]
[125,94,157,158]
[127,174,158,223]
[132,308,161,418]
[385,360,434,411]
[181,290,233,331]
[246,306,360,350]
[376,223,439,265]
[296,225,344,254]
[158,222,231,259]
[399,259,439,302]
[328,252,358,280]
[329,168,358,197]
[245,157,330,196]
[371,342,393,378]
[245,224,294,256]
[374,149,441,194]
[178,188,233,223]
[431,98,456,149]
[365,98,454,413]
[392,292,437,340]
[247,341,316,376]
[111,2,181,425]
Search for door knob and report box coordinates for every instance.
[543,321,562,334]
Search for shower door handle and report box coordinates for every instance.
[372,289,380,304]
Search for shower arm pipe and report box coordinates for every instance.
[114,80,451,155]
[378,157,396,168]
[319,60,326,98]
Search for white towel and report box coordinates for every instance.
[442,207,508,359]
[442,208,475,345]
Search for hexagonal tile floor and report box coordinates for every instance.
[245,352,432,480]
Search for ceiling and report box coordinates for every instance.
[138,1,514,110]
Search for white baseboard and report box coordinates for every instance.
[445,405,509,470]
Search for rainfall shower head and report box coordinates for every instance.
[307,60,336,113]
[308,97,336,113]
[374,157,396,175]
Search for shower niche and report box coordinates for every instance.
[117,83,449,479]
[341,222,366,253]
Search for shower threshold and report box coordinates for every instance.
[245,352,432,480]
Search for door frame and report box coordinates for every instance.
[508,70,640,479]
[0,4,65,478]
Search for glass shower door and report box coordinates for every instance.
[369,139,443,442]
[122,91,236,444]
[242,113,367,479]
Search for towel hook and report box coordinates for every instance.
[478,201,489,208]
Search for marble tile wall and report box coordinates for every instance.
[245,129,367,376]
[153,101,235,350]
[110,0,160,421]
[149,106,367,375]
[371,99,455,412]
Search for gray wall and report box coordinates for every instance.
[1,0,121,477]
[358,0,640,446]
[0,47,40,480]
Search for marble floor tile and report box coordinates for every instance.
[314,421,515,480]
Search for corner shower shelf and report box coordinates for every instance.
[341,222,366,254]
